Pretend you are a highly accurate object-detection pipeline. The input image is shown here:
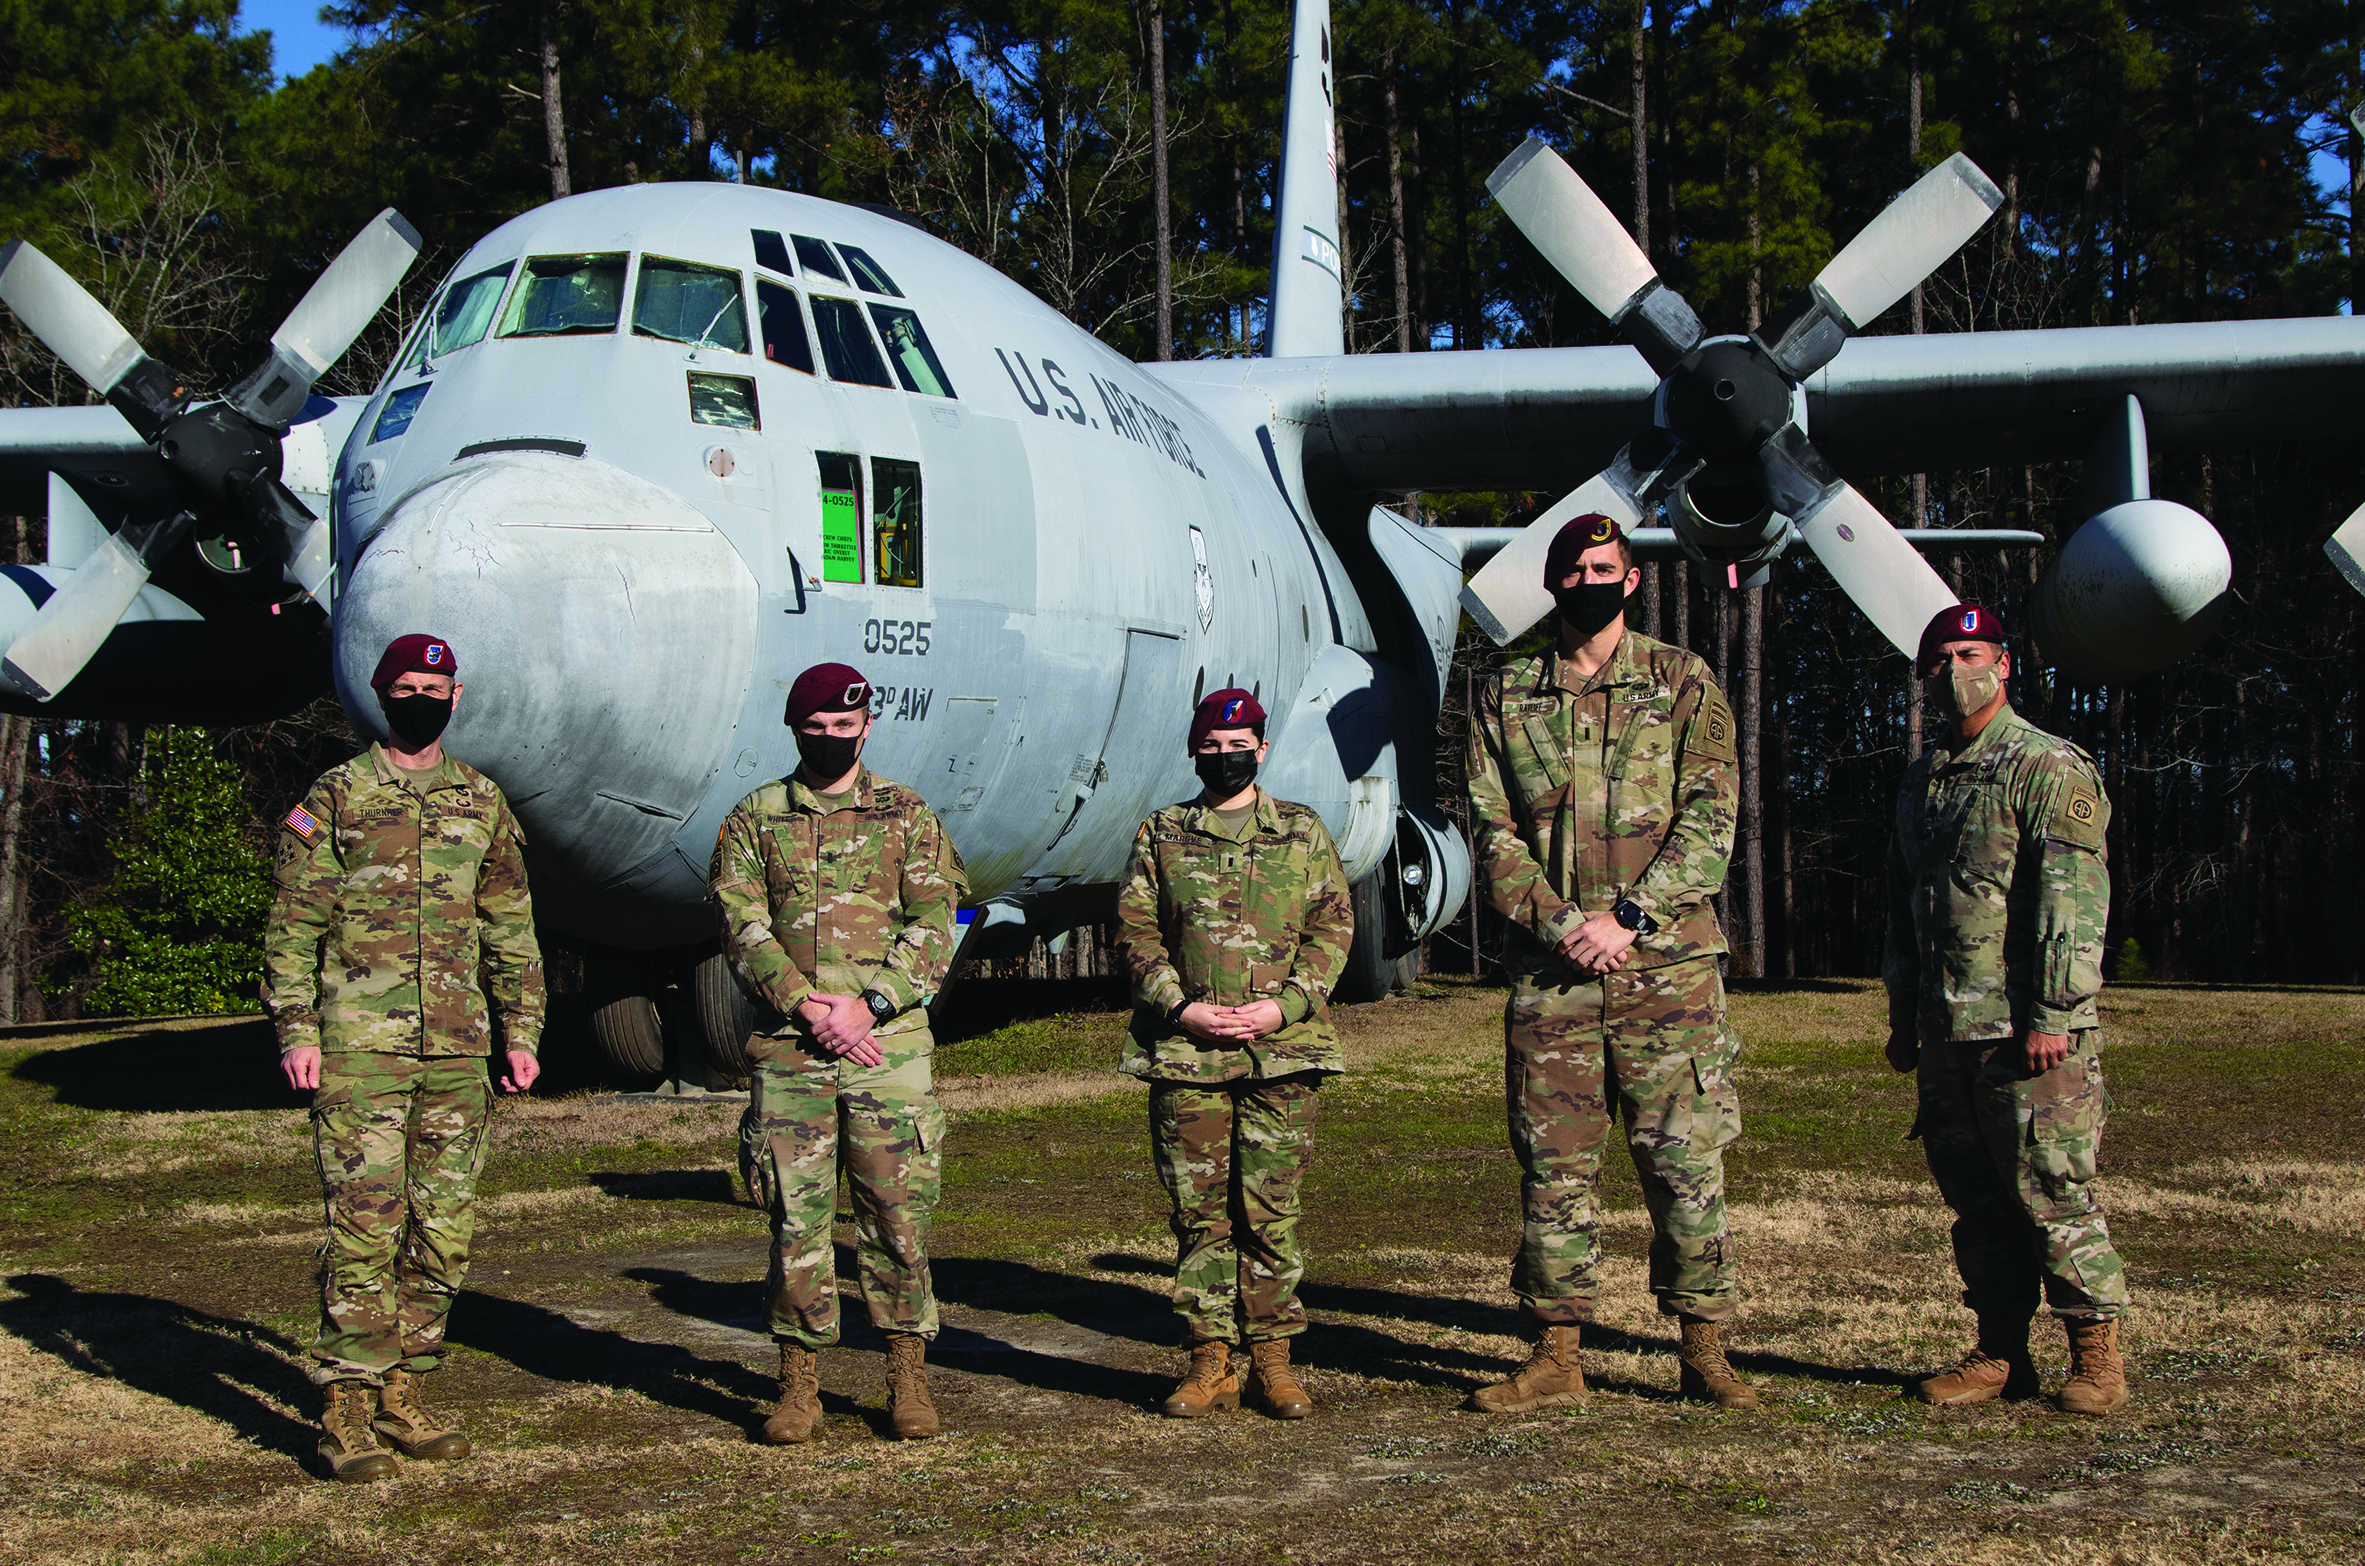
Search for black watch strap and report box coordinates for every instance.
[863,989,896,1022]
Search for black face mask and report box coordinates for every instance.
[1553,579,1632,639]
[795,727,863,781]
[1196,749,1260,798]
[381,692,453,751]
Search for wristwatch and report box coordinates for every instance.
[1612,899,1658,936]
[861,990,897,1024]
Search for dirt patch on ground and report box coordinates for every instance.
[2,977,2360,1564]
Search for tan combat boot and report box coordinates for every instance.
[373,1366,471,1459]
[1918,1314,2040,1406]
[318,1380,395,1482]
[1243,1339,1314,1419]
[1677,1318,1760,1409]
[1470,1324,1585,1413]
[1161,1340,1241,1417]
[2057,1317,2129,1416]
[884,1332,939,1440]
[760,1343,822,1445]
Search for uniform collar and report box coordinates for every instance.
[367,742,463,793]
[787,764,875,814]
[1188,785,1278,844]
[1545,628,1646,698]
[1935,701,2026,771]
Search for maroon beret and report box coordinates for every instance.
[1918,602,2006,667]
[1542,512,1624,591]
[1189,687,1266,750]
[370,633,456,692]
[784,662,873,726]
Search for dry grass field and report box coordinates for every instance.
[2,976,2360,1564]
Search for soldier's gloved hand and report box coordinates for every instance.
[2021,1030,2071,1074]
[1884,1030,1920,1074]
[280,1045,321,1092]
[500,1049,540,1094]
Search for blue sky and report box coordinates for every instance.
[233,0,354,83]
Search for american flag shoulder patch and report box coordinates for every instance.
[285,805,322,839]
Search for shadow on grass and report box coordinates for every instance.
[445,1286,787,1434]
[9,1019,289,1112]
[589,1169,744,1206]
[0,1273,318,1460]
[932,976,1129,1046]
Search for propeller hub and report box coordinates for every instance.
[1661,339,1790,465]
[158,404,282,508]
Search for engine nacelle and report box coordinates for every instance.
[1668,468,1789,582]
[1384,805,1473,958]
[2030,499,2231,682]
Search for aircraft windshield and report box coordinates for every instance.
[810,296,894,388]
[498,253,627,338]
[758,280,815,374]
[838,244,903,297]
[634,258,750,352]
[868,304,954,397]
[430,263,513,356]
[793,235,847,283]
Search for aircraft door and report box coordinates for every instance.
[1039,626,1185,877]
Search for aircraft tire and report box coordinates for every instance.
[693,948,759,1080]
[1336,872,1404,1003]
[588,992,667,1084]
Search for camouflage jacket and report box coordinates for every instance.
[1467,631,1737,970]
[1883,702,2112,1042]
[264,745,545,1057]
[1113,787,1356,1082]
[710,767,967,1052]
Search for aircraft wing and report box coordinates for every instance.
[1151,315,2365,494]
[0,404,167,515]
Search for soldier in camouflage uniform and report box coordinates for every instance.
[267,633,546,1482]
[1884,603,2129,1416]
[1464,515,1756,1412]
[712,662,967,1444]
[1114,688,1355,1420]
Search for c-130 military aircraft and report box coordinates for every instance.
[4,0,2363,1085]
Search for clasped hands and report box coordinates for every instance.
[1557,910,1639,976]
[798,992,884,1067]
[1176,998,1287,1042]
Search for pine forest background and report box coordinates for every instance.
[4,0,2365,1021]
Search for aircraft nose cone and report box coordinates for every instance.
[337,453,759,920]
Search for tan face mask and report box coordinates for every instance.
[1927,661,2003,720]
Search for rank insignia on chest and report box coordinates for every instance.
[285,804,322,840]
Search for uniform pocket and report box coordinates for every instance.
[2025,1049,2104,1204]
[1520,714,1571,790]
[737,1100,773,1209]
[910,1098,947,1156]
[1248,962,1288,996]
[1689,1052,1742,1154]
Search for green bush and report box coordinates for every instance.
[55,728,272,1016]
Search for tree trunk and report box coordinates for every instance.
[1740,585,1764,977]
[1640,561,1661,637]
[1149,2,1172,360]
[1629,4,1649,254]
[0,714,27,1025]
[1385,55,1412,353]
[541,0,571,200]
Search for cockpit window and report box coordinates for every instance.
[752,229,795,276]
[758,280,815,374]
[430,263,514,356]
[809,296,894,388]
[633,257,749,352]
[868,304,954,397]
[838,244,903,297]
[792,235,847,283]
[498,253,628,337]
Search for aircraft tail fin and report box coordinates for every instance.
[1263,0,1345,358]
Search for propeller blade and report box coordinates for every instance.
[0,241,187,435]
[2325,501,2365,596]
[1459,467,1645,646]
[1487,138,1701,369]
[0,513,195,701]
[228,208,423,427]
[1815,153,2003,331]
[1791,483,1961,660]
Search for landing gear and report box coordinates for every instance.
[586,956,667,1086]
[579,945,753,1096]
[692,947,759,1079]
[1336,872,1419,1003]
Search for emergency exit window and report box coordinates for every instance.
[873,458,921,588]
[817,452,863,584]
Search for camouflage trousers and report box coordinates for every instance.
[310,1051,492,1386]
[741,1029,944,1348]
[1505,956,1742,1324]
[1915,1031,2129,1322]
[1148,1073,1322,1344]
